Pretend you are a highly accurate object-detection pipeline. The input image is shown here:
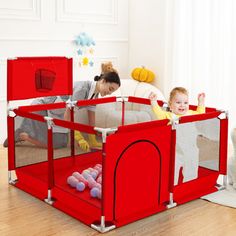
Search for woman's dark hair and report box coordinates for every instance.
[94,71,121,86]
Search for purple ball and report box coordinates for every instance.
[76,182,85,192]
[90,187,99,198]
[90,171,98,179]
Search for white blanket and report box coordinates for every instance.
[201,185,236,208]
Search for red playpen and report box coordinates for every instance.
[6,57,228,233]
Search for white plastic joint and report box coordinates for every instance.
[171,117,179,130]
[66,100,77,109]
[94,127,118,143]
[8,108,17,117]
[116,96,128,102]
[218,110,228,119]
[44,116,54,129]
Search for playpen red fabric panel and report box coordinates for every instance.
[7,57,72,101]
[103,122,172,225]
[219,118,228,174]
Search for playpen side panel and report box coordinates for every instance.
[173,115,226,204]
[219,118,228,175]
[7,57,72,101]
[103,124,172,225]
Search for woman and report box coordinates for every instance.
[65,70,121,151]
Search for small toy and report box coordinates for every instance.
[76,182,86,192]
[67,176,79,188]
[87,176,101,189]
[96,175,102,184]
[72,172,88,186]
[131,66,155,83]
[90,187,102,199]
[101,61,117,74]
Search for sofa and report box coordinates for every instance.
[75,79,166,128]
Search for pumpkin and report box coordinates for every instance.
[131,66,155,83]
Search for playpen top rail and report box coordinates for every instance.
[18,102,65,112]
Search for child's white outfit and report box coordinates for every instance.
[150,101,205,185]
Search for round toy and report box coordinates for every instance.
[90,187,99,198]
[76,182,86,192]
[67,176,79,188]
[72,172,88,186]
[97,175,102,184]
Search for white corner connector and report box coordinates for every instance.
[94,127,118,143]
[44,116,54,129]
[66,99,77,109]
[116,96,128,102]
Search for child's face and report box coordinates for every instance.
[169,92,189,115]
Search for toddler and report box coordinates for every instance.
[148,87,205,119]
[149,87,206,185]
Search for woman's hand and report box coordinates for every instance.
[64,107,70,121]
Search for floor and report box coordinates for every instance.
[1,145,236,236]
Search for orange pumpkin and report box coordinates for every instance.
[131,66,155,83]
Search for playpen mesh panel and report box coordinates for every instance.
[14,116,48,168]
[14,107,73,168]
[95,101,156,128]
[197,118,220,169]
[174,117,220,185]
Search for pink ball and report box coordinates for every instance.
[72,172,88,186]
[87,176,98,189]
[67,176,79,188]
[97,176,102,184]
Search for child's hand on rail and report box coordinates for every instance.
[148,92,157,101]
[198,93,205,107]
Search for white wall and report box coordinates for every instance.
[0,0,129,143]
[129,0,169,94]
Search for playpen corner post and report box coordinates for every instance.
[219,112,229,187]
[167,118,178,209]
[116,96,128,126]
[7,105,17,184]
[66,100,75,157]
[44,116,55,205]
[91,127,117,233]
[121,100,125,126]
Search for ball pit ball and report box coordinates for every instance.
[76,182,86,191]
[90,187,99,198]
[67,176,79,188]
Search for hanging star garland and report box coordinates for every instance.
[74,32,95,68]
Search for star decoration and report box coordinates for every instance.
[82,57,89,66]
[77,49,83,55]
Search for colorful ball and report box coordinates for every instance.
[67,176,79,188]
[72,172,88,186]
[90,187,99,198]
[76,182,86,192]
[97,176,102,184]
[90,170,98,179]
